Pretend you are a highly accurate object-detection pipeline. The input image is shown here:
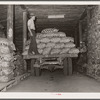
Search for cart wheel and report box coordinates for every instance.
[63,57,68,75]
[34,67,41,76]
[34,60,41,76]
[68,58,72,75]
[48,65,55,72]
[31,59,35,76]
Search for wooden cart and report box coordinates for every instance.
[23,53,78,76]
[22,11,78,76]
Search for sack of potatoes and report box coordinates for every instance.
[64,42,75,48]
[42,47,52,55]
[50,48,61,55]
[60,48,70,54]
[46,42,55,48]
[41,28,59,34]
[37,43,46,49]
[68,48,80,54]
[54,43,64,49]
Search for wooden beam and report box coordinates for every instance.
[74,26,78,47]
[79,20,82,47]
[23,11,28,73]
[23,11,27,52]
[86,6,90,26]
[80,9,87,20]
[7,5,14,41]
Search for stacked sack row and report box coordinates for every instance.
[0,38,15,82]
[23,28,79,55]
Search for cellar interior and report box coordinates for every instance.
[0,5,100,92]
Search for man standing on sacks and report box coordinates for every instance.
[27,14,39,55]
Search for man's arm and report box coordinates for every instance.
[28,27,33,36]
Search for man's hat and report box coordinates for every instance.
[30,13,35,17]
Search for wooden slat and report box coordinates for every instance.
[23,53,78,59]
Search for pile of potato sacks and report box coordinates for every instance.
[0,38,15,82]
[23,28,79,55]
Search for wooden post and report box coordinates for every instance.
[23,11,28,72]
[23,11,27,51]
[7,5,14,41]
[79,20,82,47]
[86,7,90,29]
[74,26,78,47]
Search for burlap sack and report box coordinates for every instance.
[60,48,70,54]
[1,67,13,75]
[67,37,74,42]
[37,43,46,49]
[0,46,10,54]
[68,48,79,54]
[57,32,66,37]
[41,28,59,34]
[0,38,9,46]
[0,53,14,62]
[42,47,52,55]
[36,38,41,44]
[64,42,75,48]
[60,37,70,43]
[50,37,61,43]
[0,61,11,68]
[0,73,14,82]
[38,49,43,54]
[50,48,61,55]
[46,42,55,48]
[40,38,50,43]
[54,43,64,49]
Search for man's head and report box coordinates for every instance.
[31,16,35,20]
[29,13,36,20]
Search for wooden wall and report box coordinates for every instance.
[14,5,23,52]
[0,5,7,34]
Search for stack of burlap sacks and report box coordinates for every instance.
[0,38,15,82]
[23,28,79,55]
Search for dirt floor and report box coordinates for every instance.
[6,69,100,92]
